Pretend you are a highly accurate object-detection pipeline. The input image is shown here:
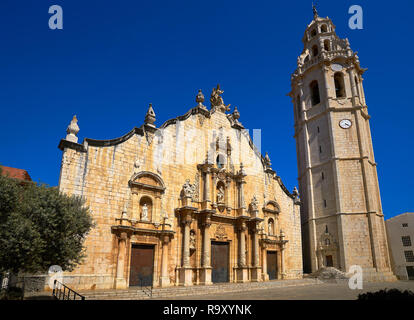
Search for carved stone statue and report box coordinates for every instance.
[141,203,149,221]
[189,231,196,250]
[292,186,300,202]
[217,185,225,203]
[182,179,195,199]
[133,158,140,174]
[210,84,230,112]
[251,195,259,212]
[268,219,274,236]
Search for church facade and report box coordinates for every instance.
[290,9,395,280]
[56,8,397,291]
[57,86,303,290]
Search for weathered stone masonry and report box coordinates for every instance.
[57,86,303,290]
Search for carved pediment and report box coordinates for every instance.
[263,200,281,214]
[129,171,166,193]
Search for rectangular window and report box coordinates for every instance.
[402,236,412,247]
[404,251,414,263]
[319,145,322,153]
[403,223,408,227]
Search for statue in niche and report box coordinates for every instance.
[250,195,259,212]
[268,219,274,236]
[141,203,149,221]
[182,179,195,199]
[217,185,225,203]
[189,230,196,250]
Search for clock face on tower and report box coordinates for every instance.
[339,119,352,129]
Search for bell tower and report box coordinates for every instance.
[290,7,395,279]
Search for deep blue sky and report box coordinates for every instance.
[0,0,412,219]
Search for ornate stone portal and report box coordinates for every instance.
[57,84,303,290]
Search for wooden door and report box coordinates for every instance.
[407,266,414,280]
[267,251,277,280]
[211,242,229,283]
[129,244,154,287]
[326,255,333,267]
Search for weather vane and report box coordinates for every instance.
[312,1,318,19]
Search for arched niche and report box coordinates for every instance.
[139,196,153,221]
[334,72,346,98]
[263,201,280,237]
[268,218,275,236]
[129,171,166,223]
[216,181,226,204]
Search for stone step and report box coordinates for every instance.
[80,279,318,300]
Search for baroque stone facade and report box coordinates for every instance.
[57,86,303,290]
[290,9,395,280]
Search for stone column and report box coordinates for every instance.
[203,222,211,267]
[211,172,217,208]
[239,224,246,267]
[280,231,286,279]
[347,67,358,106]
[277,250,282,279]
[251,225,261,282]
[160,235,170,287]
[115,232,127,289]
[262,244,269,281]
[204,169,211,202]
[359,75,367,105]
[182,215,191,267]
[236,221,248,282]
[280,247,286,279]
[179,213,193,286]
[200,216,212,285]
[322,63,332,100]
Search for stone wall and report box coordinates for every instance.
[57,104,303,290]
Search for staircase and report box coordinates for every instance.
[362,268,398,282]
[79,278,319,300]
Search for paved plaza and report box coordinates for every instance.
[156,281,414,300]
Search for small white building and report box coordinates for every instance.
[385,213,414,280]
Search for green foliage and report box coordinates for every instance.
[0,286,24,300]
[358,288,414,300]
[0,169,94,274]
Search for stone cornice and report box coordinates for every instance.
[297,156,378,181]
[111,225,175,236]
[302,211,384,224]
[58,139,87,152]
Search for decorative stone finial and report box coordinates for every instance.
[264,152,272,167]
[232,106,240,120]
[312,2,318,19]
[196,89,205,106]
[293,186,299,196]
[293,186,300,203]
[144,103,156,126]
[239,162,246,176]
[66,115,80,143]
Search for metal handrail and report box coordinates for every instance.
[52,280,85,300]
[139,277,153,298]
